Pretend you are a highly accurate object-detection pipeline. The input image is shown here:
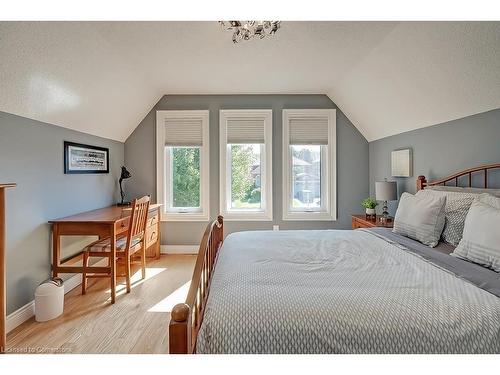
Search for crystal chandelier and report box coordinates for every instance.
[219,21,280,43]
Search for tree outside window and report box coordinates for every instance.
[171,147,200,208]
[230,144,262,209]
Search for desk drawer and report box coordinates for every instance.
[115,217,130,234]
[145,224,159,249]
[146,213,159,228]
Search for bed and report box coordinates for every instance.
[169,164,500,354]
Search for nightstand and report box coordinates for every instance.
[351,214,393,229]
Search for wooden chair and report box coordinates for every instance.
[82,196,151,296]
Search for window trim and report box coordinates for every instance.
[219,109,273,221]
[156,110,210,222]
[282,109,337,221]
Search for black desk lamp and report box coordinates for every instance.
[118,166,132,206]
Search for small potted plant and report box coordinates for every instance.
[361,197,378,217]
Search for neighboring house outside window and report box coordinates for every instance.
[282,109,336,221]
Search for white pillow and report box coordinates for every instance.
[451,195,500,272]
[475,193,500,209]
[393,192,446,247]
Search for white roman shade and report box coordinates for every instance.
[289,116,329,145]
[226,116,266,144]
[164,117,203,146]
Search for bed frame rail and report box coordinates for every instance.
[417,163,500,191]
[169,216,224,354]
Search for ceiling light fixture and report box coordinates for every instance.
[219,21,280,43]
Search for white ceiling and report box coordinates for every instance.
[1,21,499,142]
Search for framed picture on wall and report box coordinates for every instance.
[391,148,412,177]
[64,141,109,174]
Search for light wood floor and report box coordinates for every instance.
[7,255,196,354]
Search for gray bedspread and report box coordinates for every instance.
[368,228,500,297]
[196,229,500,354]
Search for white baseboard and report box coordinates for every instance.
[6,301,34,334]
[6,259,106,334]
[161,245,198,254]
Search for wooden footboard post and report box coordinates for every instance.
[169,303,191,354]
[168,216,224,354]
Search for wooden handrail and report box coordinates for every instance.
[417,163,500,191]
[169,215,224,354]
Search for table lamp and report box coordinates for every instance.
[375,180,397,223]
[118,166,132,206]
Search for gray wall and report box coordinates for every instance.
[369,108,500,216]
[0,111,124,314]
[125,95,369,245]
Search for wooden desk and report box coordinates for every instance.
[49,204,161,304]
[1,183,16,354]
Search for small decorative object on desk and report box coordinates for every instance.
[375,179,398,224]
[117,166,132,206]
[361,197,378,220]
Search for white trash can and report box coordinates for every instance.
[35,278,64,322]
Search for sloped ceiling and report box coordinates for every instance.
[1,21,499,142]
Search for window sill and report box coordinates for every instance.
[282,211,336,221]
[221,211,273,221]
[161,212,210,222]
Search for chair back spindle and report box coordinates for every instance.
[127,196,150,250]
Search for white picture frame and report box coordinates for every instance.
[391,148,412,177]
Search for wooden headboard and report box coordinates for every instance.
[416,163,500,191]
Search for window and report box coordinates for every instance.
[282,109,336,221]
[219,110,273,221]
[169,147,200,209]
[156,110,209,221]
[291,144,323,210]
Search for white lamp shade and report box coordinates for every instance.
[375,181,397,201]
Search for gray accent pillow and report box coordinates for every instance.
[393,192,446,247]
[417,189,477,246]
[452,195,500,272]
